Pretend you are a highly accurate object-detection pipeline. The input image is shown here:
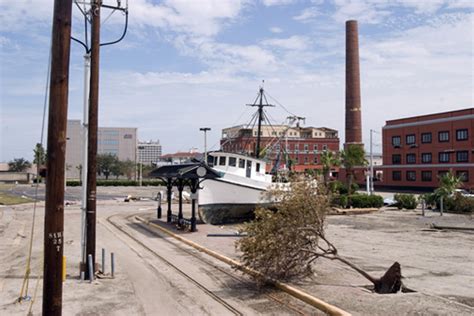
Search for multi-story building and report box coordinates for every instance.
[220,124,339,172]
[138,140,162,165]
[380,108,474,191]
[66,120,137,179]
[157,149,202,166]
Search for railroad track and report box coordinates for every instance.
[104,214,310,316]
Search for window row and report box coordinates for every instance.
[392,129,468,146]
[215,156,261,172]
[392,151,470,164]
[392,170,469,182]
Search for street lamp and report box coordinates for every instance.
[199,127,211,164]
[138,145,145,186]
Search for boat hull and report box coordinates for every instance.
[198,177,271,224]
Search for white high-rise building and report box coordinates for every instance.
[138,140,162,165]
[66,120,137,179]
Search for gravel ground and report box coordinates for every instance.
[1,185,473,315]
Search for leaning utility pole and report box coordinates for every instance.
[85,0,100,280]
[43,1,73,314]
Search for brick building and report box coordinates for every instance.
[220,124,340,173]
[380,108,474,191]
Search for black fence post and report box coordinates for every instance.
[157,191,162,219]
[166,178,172,223]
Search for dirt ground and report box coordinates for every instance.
[0,185,473,315]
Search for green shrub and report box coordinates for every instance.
[394,194,417,210]
[349,194,384,208]
[331,195,348,208]
[444,194,474,213]
[328,181,359,195]
[66,179,164,187]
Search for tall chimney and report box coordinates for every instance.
[345,20,362,147]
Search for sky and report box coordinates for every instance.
[0,0,473,162]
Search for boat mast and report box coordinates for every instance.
[247,84,274,159]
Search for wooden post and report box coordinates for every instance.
[85,0,101,280]
[43,1,73,314]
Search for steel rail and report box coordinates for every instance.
[104,214,243,316]
[122,214,309,315]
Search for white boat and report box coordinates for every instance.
[198,151,276,224]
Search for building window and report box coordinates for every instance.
[438,131,449,142]
[421,171,432,182]
[313,144,318,152]
[392,136,401,147]
[421,153,432,163]
[439,152,450,163]
[456,170,469,182]
[438,170,448,179]
[456,129,468,141]
[304,157,308,164]
[238,158,245,168]
[392,154,401,164]
[304,144,308,152]
[421,133,432,143]
[392,171,401,181]
[322,144,328,150]
[456,151,469,162]
[295,156,299,163]
[406,153,416,164]
[406,171,416,181]
[229,157,237,167]
[256,163,260,172]
[314,156,318,164]
[406,134,416,145]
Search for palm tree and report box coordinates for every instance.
[340,145,366,195]
[435,171,462,198]
[8,158,32,172]
[320,150,340,186]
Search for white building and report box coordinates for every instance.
[66,120,137,179]
[138,140,162,165]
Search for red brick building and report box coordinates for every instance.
[220,125,340,173]
[379,108,474,191]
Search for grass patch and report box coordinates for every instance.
[0,192,35,205]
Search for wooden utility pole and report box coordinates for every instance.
[85,0,101,280]
[43,1,73,314]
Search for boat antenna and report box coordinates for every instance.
[246,81,274,158]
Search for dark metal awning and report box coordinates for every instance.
[149,162,221,181]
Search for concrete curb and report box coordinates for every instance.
[135,215,351,316]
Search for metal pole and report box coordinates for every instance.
[43,1,73,314]
[200,128,210,164]
[80,53,90,270]
[440,196,444,216]
[370,129,374,194]
[111,252,115,278]
[85,0,101,281]
[88,254,94,282]
[101,248,105,274]
[422,199,425,217]
[256,88,264,158]
[157,191,162,219]
[167,179,172,223]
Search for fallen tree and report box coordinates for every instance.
[236,178,402,294]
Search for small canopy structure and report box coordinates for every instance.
[149,162,221,231]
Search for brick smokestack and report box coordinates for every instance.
[345,20,362,147]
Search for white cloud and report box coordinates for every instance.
[293,7,321,21]
[262,35,310,50]
[262,0,295,6]
[270,26,283,33]
[130,0,249,37]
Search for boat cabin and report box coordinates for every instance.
[207,152,272,183]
